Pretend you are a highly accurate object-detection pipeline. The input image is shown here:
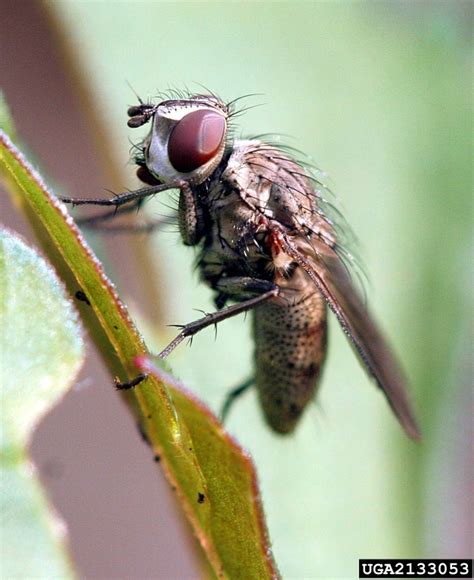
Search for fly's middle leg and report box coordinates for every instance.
[214,276,279,302]
[159,277,278,359]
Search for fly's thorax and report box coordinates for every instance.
[198,194,267,287]
[197,171,266,285]
[222,140,328,235]
[196,137,337,292]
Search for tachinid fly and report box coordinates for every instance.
[63,92,420,439]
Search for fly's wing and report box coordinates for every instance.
[280,233,421,440]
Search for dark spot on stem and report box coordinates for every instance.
[136,422,150,446]
[75,290,90,305]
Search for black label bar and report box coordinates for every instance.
[359,559,472,578]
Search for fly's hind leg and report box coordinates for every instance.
[220,377,255,423]
[159,278,279,359]
[212,278,281,423]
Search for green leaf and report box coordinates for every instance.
[0,229,84,577]
[0,129,278,577]
[137,357,277,579]
[0,92,16,138]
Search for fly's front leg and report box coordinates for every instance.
[178,181,204,246]
[159,278,279,359]
[60,181,182,208]
[75,194,175,235]
[61,181,183,234]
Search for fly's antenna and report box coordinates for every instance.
[126,80,145,104]
[125,81,157,128]
[127,105,156,128]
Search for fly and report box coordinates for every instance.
[62,91,420,439]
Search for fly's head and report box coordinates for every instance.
[128,95,229,186]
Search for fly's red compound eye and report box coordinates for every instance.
[168,110,226,173]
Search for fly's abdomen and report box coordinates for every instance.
[253,291,327,434]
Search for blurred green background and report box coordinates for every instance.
[5,1,473,577]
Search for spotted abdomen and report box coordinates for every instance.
[253,290,327,434]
